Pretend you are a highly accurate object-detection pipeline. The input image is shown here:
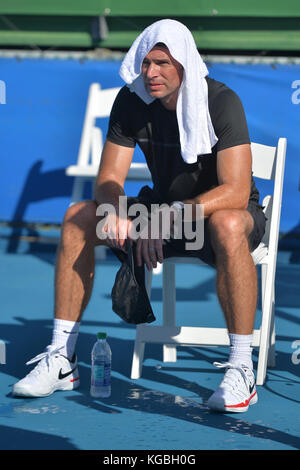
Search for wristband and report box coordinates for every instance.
[170,200,185,212]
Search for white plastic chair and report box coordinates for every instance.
[131,138,287,386]
[66,83,152,204]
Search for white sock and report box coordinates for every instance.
[228,333,253,370]
[51,319,80,360]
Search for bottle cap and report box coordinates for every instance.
[97,332,107,339]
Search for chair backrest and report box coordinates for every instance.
[251,142,277,180]
[89,84,121,118]
[250,138,287,251]
[77,83,121,168]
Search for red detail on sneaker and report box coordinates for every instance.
[225,390,256,409]
[70,377,80,383]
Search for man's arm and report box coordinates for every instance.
[94,140,134,206]
[182,143,252,218]
[94,140,135,250]
[135,144,252,269]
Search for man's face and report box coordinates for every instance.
[141,45,184,110]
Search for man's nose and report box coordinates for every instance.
[146,62,159,79]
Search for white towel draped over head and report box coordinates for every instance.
[119,19,218,164]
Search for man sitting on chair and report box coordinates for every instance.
[13,19,266,413]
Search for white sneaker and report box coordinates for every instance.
[207,362,258,413]
[12,345,80,398]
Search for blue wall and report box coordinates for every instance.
[0,56,299,234]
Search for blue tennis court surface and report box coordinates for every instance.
[0,225,299,451]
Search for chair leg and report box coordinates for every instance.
[261,263,275,367]
[261,264,267,306]
[256,263,275,385]
[267,287,276,367]
[131,333,145,379]
[163,263,177,362]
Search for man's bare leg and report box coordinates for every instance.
[12,200,102,397]
[54,200,102,323]
[208,208,257,336]
[206,209,259,412]
[49,199,109,361]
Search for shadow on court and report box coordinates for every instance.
[1,317,300,450]
[0,424,76,450]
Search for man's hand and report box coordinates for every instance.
[135,227,164,270]
[135,205,177,270]
[99,211,133,252]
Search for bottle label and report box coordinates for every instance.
[92,362,111,387]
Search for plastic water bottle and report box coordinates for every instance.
[90,332,112,398]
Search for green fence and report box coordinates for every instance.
[0,1,300,51]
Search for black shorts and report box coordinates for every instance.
[162,200,267,267]
[126,193,267,269]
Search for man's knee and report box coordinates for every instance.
[208,209,251,255]
[62,200,98,244]
[64,200,97,224]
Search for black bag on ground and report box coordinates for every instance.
[111,241,156,325]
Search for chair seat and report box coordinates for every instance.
[251,242,269,264]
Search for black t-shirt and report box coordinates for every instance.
[106,77,259,204]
